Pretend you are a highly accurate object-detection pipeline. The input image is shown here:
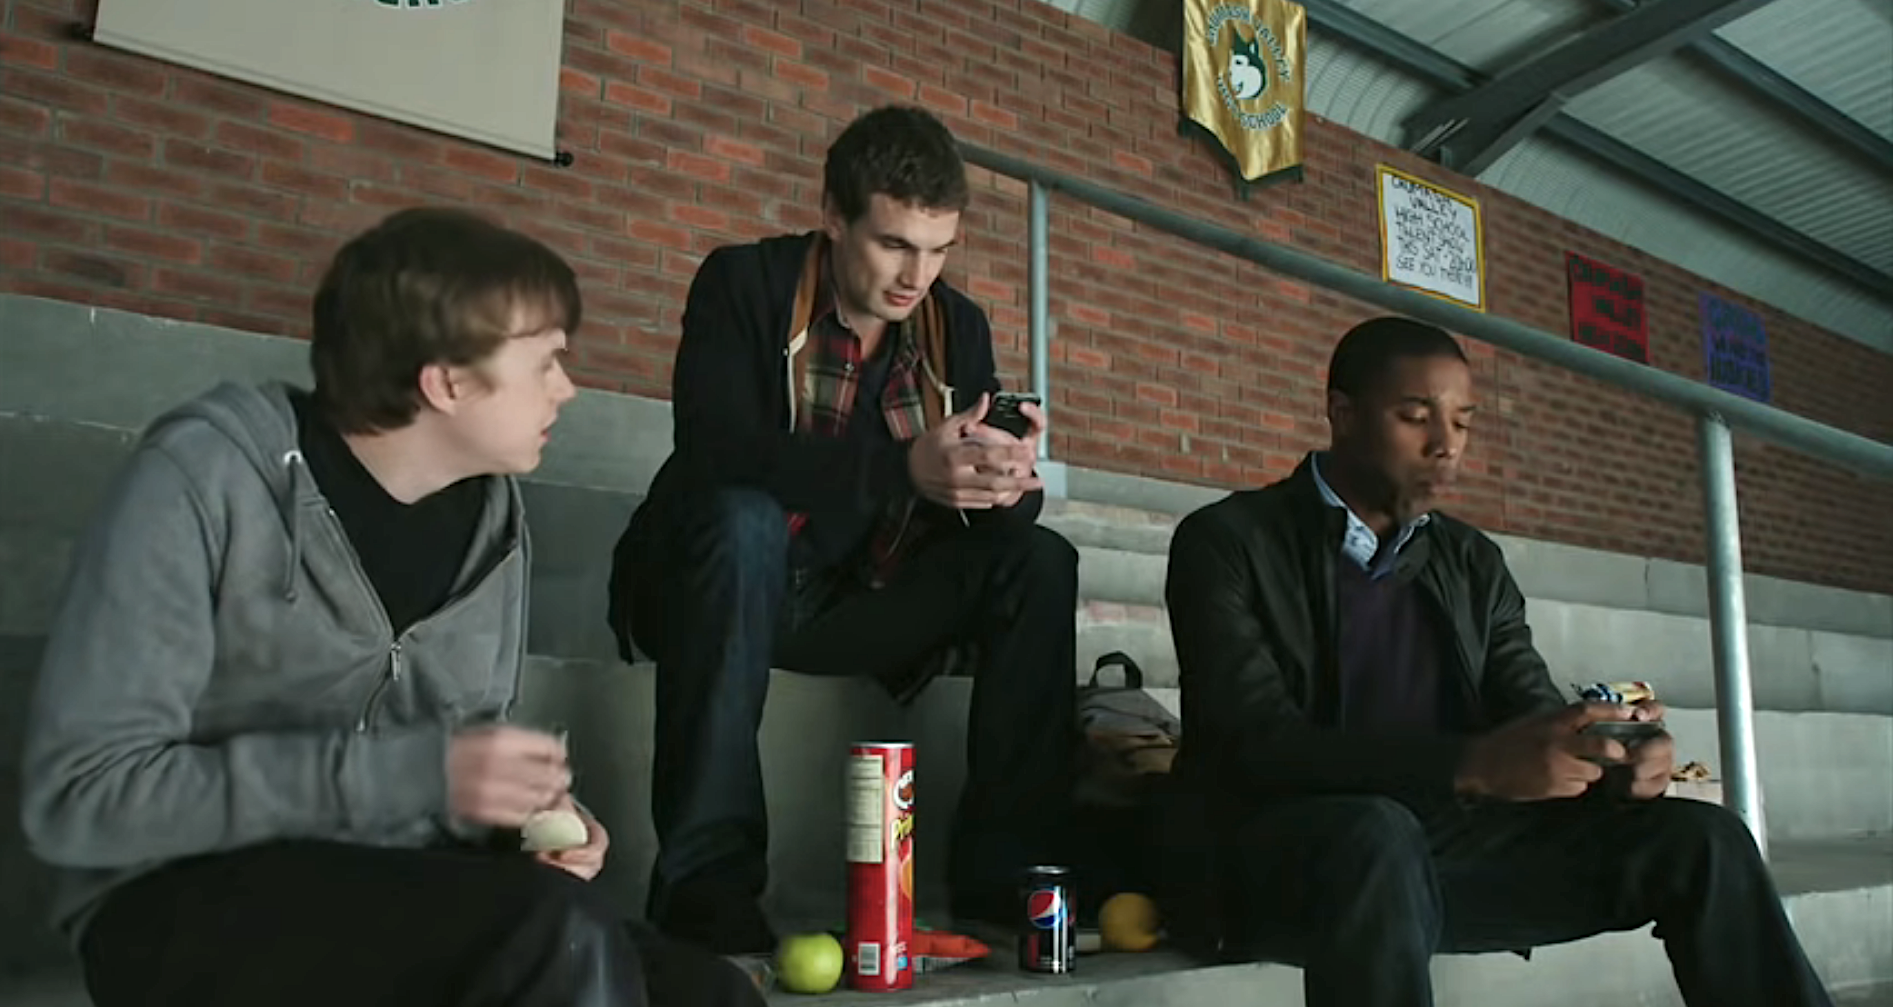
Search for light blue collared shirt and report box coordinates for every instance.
[1310,452,1431,580]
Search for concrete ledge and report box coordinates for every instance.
[5,293,1889,643]
[5,841,1886,1007]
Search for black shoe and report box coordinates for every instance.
[651,875,777,956]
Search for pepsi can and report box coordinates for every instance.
[1019,865,1075,974]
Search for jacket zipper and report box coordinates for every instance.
[315,503,521,734]
[353,544,521,732]
[357,641,402,733]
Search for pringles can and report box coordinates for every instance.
[844,741,915,991]
[1019,865,1076,974]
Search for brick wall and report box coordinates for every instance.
[3,0,1890,594]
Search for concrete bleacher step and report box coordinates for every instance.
[4,833,1886,1007]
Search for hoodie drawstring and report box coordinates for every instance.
[280,449,307,603]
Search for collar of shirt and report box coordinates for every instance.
[1310,452,1431,579]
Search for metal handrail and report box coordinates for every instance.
[965,142,1893,480]
[965,140,1893,857]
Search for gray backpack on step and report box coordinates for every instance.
[1075,651,1182,809]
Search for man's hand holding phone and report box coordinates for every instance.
[908,393,1043,509]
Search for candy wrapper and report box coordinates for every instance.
[1573,680,1657,705]
[911,930,991,974]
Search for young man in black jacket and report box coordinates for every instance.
[1160,316,1832,1007]
[608,106,1078,954]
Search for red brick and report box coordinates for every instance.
[42,249,143,288]
[1111,150,1153,176]
[0,236,39,269]
[670,202,729,231]
[47,178,149,220]
[267,102,356,144]
[666,149,730,183]
[862,64,916,98]
[62,48,169,94]
[255,223,339,259]
[561,67,602,96]
[628,219,693,250]
[638,65,702,99]
[605,81,672,114]
[606,31,672,65]
[170,74,270,118]
[0,203,92,242]
[356,121,446,162]
[774,59,830,91]
[0,164,43,197]
[152,267,247,303]
[969,99,1018,130]
[107,161,208,200]
[259,160,349,201]
[307,145,399,185]
[705,135,767,167]
[206,244,301,283]
[741,24,801,58]
[2,67,109,114]
[163,139,253,179]
[114,95,213,137]
[158,203,252,242]
[214,121,306,162]
[442,144,521,184]
[0,31,58,70]
[0,96,50,134]
[103,224,203,263]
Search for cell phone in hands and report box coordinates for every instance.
[985,391,1040,438]
[1582,720,1668,745]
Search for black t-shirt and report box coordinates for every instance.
[291,393,486,634]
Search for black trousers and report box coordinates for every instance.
[79,840,761,1007]
[1154,789,1833,1007]
[626,487,1078,928]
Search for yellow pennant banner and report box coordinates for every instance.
[1182,0,1308,184]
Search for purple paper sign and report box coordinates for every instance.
[1701,293,1770,403]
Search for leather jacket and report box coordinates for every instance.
[1164,454,1566,806]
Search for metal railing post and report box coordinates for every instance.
[1028,179,1052,462]
[1697,411,1767,857]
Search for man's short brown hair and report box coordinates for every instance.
[822,105,969,223]
[310,207,581,433]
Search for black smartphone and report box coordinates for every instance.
[1584,720,1668,744]
[986,391,1040,438]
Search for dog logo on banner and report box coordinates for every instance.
[1182,0,1307,191]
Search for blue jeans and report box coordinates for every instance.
[623,488,1078,945]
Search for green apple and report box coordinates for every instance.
[775,932,844,994]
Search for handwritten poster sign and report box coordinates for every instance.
[1701,293,1771,403]
[1566,252,1648,364]
[1377,165,1485,312]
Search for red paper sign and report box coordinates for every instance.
[1566,252,1648,364]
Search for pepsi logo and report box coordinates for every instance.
[1026,888,1063,929]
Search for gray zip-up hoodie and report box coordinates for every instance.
[19,381,530,942]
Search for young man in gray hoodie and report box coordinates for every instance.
[19,208,761,1007]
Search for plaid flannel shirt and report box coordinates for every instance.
[785,258,943,582]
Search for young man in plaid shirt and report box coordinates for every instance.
[608,106,1078,955]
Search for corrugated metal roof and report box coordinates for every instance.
[1042,0,1892,350]
[1715,0,1893,140]
[1481,135,1892,343]
[1568,53,1893,274]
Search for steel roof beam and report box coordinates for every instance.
[1597,0,1893,172]
[1293,0,1891,297]
[1404,0,1778,176]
